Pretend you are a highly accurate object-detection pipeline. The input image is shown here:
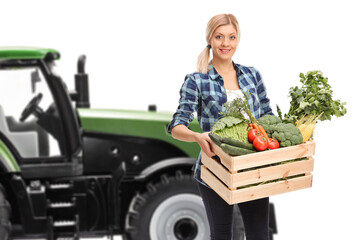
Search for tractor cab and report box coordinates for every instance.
[0,47,83,179]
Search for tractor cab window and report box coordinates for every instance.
[0,67,64,158]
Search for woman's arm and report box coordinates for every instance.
[171,124,215,158]
[169,74,215,158]
[255,70,273,116]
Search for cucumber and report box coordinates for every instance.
[221,137,256,151]
[220,143,256,156]
[209,132,222,147]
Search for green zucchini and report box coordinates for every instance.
[221,137,256,151]
[209,132,222,147]
[220,143,256,156]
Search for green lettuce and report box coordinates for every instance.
[211,116,249,143]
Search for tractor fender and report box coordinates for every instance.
[0,140,20,173]
[134,157,196,180]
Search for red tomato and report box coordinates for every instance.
[267,138,279,149]
[248,129,262,142]
[253,136,268,151]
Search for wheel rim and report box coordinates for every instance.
[149,193,209,240]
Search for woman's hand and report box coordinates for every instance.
[195,132,216,158]
[171,125,215,158]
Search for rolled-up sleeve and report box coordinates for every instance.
[167,74,199,133]
[254,70,273,117]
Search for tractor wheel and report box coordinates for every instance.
[0,184,11,240]
[125,171,244,240]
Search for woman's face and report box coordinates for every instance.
[210,24,239,62]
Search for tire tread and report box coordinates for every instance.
[0,184,11,240]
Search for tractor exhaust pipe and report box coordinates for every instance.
[75,55,90,108]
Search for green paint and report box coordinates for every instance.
[78,108,202,159]
[0,140,20,172]
[0,47,60,60]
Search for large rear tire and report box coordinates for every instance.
[0,184,11,240]
[125,171,244,240]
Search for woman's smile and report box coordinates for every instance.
[220,49,231,54]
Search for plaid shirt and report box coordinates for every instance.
[169,63,273,187]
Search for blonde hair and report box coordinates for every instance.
[196,14,240,74]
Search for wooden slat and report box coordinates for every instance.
[212,141,315,172]
[201,165,313,205]
[230,173,313,204]
[231,157,314,187]
[202,153,314,188]
[200,166,231,203]
[201,153,232,187]
[211,143,234,171]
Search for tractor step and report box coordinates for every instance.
[48,183,73,189]
[45,180,80,240]
[55,233,78,240]
[52,217,79,240]
[47,195,80,240]
[50,202,75,208]
[48,197,77,220]
[53,217,78,230]
[46,181,76,205]
[53,220,76,227]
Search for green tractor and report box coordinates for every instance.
[0,47,276,240]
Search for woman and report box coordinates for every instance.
[168,14,273,240]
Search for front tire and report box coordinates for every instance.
[125,171,244,240]
[0,184,11,240]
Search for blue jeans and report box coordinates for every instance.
[197,182,270,240]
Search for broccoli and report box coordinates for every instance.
[271,123,303,147]
[257,115,282,138]
[257,115,303,147]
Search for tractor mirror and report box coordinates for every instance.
[148,104,157,112]
[31,70,41,93]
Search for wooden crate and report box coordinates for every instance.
[200,141,315,205]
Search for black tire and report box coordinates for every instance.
[124,171,244,240]
[0,184,11,240]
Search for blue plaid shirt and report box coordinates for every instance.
[169,63,273,187]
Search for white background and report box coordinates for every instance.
[1,0,359,239]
